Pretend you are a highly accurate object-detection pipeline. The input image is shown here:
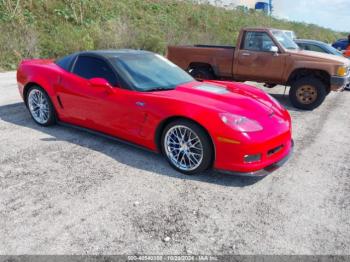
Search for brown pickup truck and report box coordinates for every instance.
[167,27,350,110]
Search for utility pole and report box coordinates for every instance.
[269,0,273,15]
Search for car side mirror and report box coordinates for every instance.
[270,46,279,53]
[89,78,112,90]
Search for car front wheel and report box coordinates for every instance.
[161,120,213,175]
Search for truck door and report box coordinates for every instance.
[234,31,286,83]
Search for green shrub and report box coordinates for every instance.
[0,23,39,70]
[0,0,346,70]
[39,23,94,58]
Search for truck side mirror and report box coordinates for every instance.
[270,46,279,53]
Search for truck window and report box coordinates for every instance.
[272,30,299,50]
[242,32,275,52]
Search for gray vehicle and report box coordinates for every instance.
[295,39,344,57]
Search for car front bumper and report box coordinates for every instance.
[213,127,294,177]
[216,140,294,177]
[331,75,350,91]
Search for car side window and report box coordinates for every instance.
[56,54,76,71]
[298,43,306,50]
[302,44,311,51]
[307,44,326,53]
[72,56,118,86]
[243,32,275,52]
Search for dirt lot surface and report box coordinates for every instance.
[0,71,349,255]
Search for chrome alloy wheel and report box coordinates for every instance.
[164,125,204,171]
[28,89,50,124]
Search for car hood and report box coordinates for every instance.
[155,81,288,121]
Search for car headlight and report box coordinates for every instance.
[337,66,348,77]
[219,113,263,132]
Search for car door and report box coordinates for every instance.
[56,55,147,142]
[234,31,286,82]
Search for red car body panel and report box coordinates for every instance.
[345,45,350,58]
[17,58,293,174]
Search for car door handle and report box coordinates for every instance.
[242,52,251,56]
[136,101,145,107]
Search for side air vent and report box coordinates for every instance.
[57,96,64,109]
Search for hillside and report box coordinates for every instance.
[0,0,345,70]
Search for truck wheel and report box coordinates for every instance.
[189,68,214,81]
[289,77,327,110]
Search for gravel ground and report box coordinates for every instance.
[0,71,349,255]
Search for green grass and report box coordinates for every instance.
[0,0,346,70]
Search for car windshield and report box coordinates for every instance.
[322,44,344,56]
[283,31,296,40]
[285,32,293,39]
[272,30,299,50]
[111,53,194,91]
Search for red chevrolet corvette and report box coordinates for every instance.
[17,50,293,176]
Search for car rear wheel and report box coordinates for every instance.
[289,77,327,110]
[188,67,214,81]
[26,86,56,126]
[161,120,213,175]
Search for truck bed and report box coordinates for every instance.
[167,45,235,78]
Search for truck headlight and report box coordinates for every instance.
[337,66,348,77]
[220,113,263,132]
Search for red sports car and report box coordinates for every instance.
[17,50,293,176]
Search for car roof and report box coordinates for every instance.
[76,49,153,59]
[295,39,327,45]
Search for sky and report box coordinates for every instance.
[211,0,350,32]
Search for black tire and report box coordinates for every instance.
[264,83,277,88]
[26,85,56,126]
[289,77,327,110]
[188,67,215,81]
[161,119,213,175]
